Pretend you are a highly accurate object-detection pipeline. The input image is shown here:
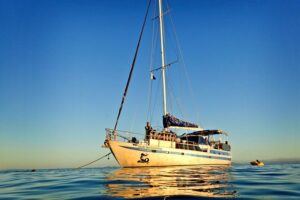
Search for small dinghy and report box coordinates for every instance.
[250,160,264,166]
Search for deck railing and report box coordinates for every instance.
[105,128,143,142]
[105,128,230,152]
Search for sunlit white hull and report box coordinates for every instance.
[108,140,231,167]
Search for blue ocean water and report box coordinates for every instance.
[0,164,299,199]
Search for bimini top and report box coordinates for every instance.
[181,129,228,137]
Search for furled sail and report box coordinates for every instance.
[163,114,198,128]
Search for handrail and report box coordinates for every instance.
[105,128,144,142]
[105,128,230,152]
[106,128,144,135]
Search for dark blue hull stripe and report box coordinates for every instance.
[120,146,231,161]
[210,150,231,156]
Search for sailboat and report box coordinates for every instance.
[104,0,232,167]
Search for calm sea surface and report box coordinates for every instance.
[1,164,299,199]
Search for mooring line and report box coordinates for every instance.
[76,152,111,169]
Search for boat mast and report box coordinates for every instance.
[158,0,168,116]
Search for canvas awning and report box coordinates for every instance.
[181,129,228,137]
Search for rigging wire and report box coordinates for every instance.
[147,0,158,122]
[162,14,185,118]
[151,0,188,121]
[76,152,111,169]
[168,78,174,114]
[129,108,137,138]
[149,73,162,124]
[166,0,203,128]
[113,0,151,132]
[147,0,165,126]
[167,76,185,118]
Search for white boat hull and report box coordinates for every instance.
[108,140,231,167]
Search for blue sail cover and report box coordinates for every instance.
[163,114,198,128]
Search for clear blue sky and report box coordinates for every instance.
[0,0,299,169]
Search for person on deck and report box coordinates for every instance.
[145,122,152,140]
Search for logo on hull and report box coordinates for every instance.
[138,153,149,163]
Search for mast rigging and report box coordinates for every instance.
[112,0,151,135]
[158,0,168,116]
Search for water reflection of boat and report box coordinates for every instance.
[105,165,236,199]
